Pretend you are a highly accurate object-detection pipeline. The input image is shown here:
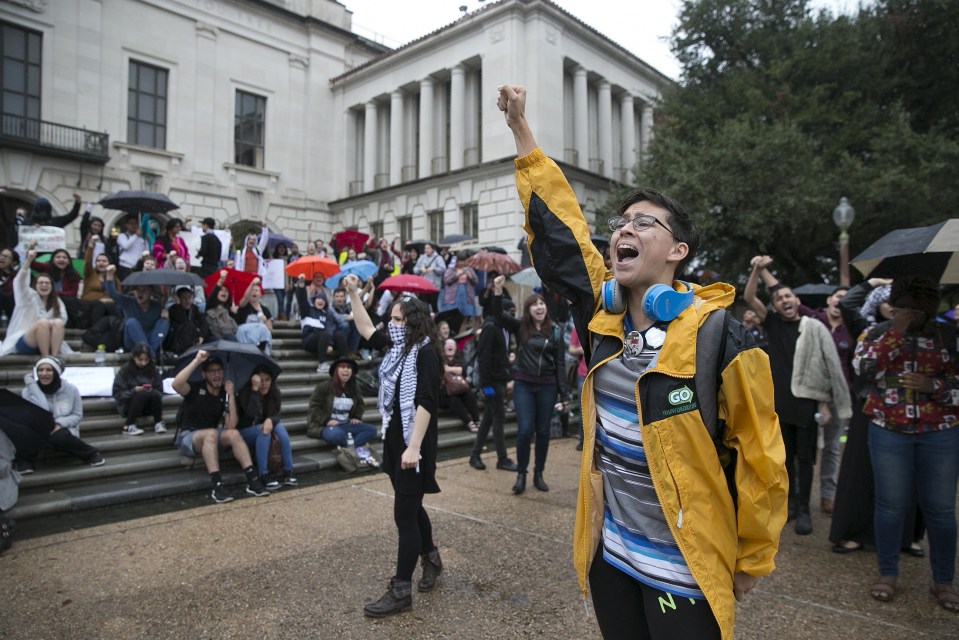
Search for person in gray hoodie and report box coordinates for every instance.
[12,356,104,474]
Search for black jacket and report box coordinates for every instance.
[197,232,222,278]
[477,310,512,386]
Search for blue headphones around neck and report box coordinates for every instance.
[600,279,694,322]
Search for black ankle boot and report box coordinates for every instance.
[512,473,527,495]
[363,578,412,617]
[794,505,813,535]
[533,471,549,492]
[417,548,443,592]
[469,454,486,470]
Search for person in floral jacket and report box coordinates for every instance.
[853,275,959,613]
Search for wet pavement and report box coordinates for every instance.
[0,439,955,639]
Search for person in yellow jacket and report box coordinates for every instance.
[498,84,788,640]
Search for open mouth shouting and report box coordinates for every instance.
[616,243,640,265]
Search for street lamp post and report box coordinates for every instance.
[833,196,856,286]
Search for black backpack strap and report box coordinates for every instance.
[694,309,729,438]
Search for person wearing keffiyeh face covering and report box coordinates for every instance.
[342,274,443,618]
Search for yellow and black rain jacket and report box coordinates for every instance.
[515,148,787,640]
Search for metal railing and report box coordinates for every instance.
[0,113,109,164]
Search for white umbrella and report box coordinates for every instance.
[511,267,541,288]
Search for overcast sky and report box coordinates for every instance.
[344,0,867,80]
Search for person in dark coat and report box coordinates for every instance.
[112,342,165,436]
[343,274,444,618]
[196,217,222,278]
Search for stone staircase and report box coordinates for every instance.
[0,321,545,521]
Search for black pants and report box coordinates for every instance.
[781,421,818,509]
[779,422,819,507]
[0,417,99,465]
[394,492,434,582]
[124,390,163,424]
[88,299,121,325]
[472,382,507,460]
[588,553,721,640]
[302,327,347,362]
[440,388,479,428]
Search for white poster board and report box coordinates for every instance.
[260,259,285,290]
[17,225,67,253]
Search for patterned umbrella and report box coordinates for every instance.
[463,249,522,275]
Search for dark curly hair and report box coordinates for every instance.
[889,275,940,319]
[390,295,441,358]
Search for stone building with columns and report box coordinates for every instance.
[0,0,668,258]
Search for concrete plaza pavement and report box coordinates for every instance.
[0,439,955,639]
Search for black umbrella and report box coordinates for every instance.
[851,219,959,284]
[792,283,838,308]
[404,239,430,253]
[122,270,205,288]
[439,234,475,246]
[99,190,179,214]
[434,308,465,334]
[0,389,55,437]
[173,342,282,387]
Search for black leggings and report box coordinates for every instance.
[588,553,721,640]
[781,421,818,509]
[125,390,163,424]
[394,492,434,581]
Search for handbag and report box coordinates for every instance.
[442,371,469,396]
[267,432,283,474]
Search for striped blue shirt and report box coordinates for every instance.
[593,343,704,599]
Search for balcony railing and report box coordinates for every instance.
[0,113,110,164]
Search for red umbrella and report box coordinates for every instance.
[332,229,370,253]
[378,274,438,294]
[285,256,341,280]
[463,249,522,275]
[203,268,259,301]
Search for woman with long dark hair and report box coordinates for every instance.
[237,365,297,489]
[306,357,379,463]
[31,249,81,298]
[1,249,69,356]
[499,290,568,494]
[205,272,239,341]
[152,218,189,269]
[343,274,443,618]
[81,240,122,324]
[112,342,164,435]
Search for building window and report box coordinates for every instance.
[398,217,413,245]
[127,61,167,148]
[461,202,478,239]
[428,209,444,243]
[370,221,384,241]
[1,21,42,140]
[235,90,266,168]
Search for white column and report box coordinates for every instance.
[597,80,612,178]
[573,66,589,169]
[363,100,377,192]
[389,90,404,185]
[641,103,655,153]
[449,64,466,171]
[620,94,636,180]
[418,78,434,178]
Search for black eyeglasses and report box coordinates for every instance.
[607,214,674,237]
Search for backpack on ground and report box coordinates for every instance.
[82,316,123,352]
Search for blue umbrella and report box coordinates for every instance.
[325,260,378,288]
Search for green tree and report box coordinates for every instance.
[626,0,959,288]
